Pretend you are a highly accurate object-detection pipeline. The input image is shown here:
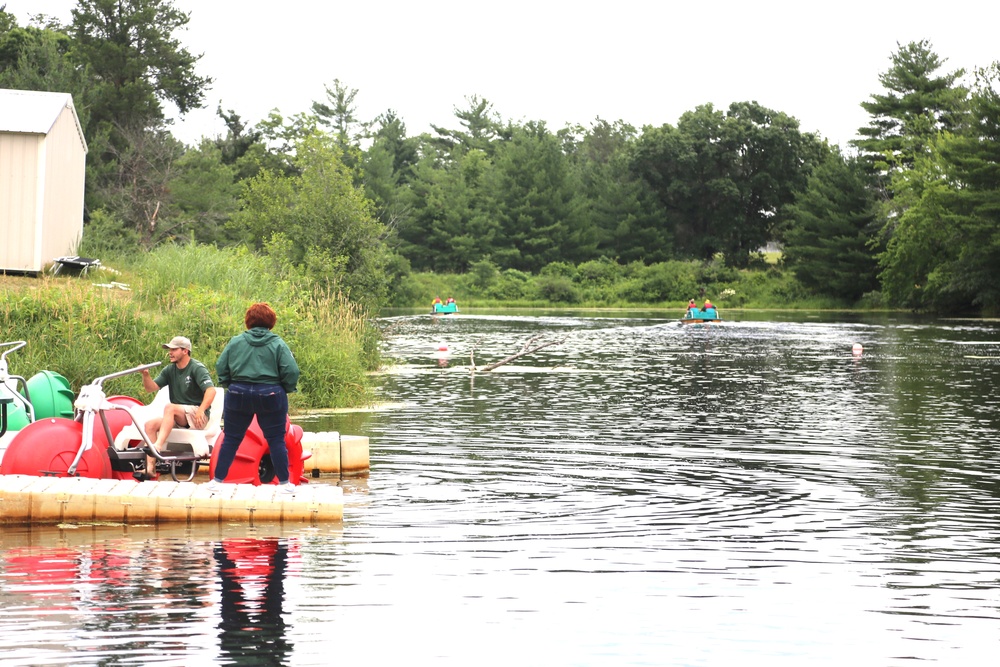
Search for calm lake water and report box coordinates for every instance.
[2,310,999,666]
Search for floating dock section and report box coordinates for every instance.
[0,475,343,526]
[301,432,369,476]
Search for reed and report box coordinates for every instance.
[287,288,377,408]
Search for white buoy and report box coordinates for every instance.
[852,343,863,355]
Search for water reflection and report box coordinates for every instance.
[216,538,291,665]
[0,525,328,665]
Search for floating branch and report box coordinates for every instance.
[470,334,569,372]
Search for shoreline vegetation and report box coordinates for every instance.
[0,244,378,412]
[398,253,876,313]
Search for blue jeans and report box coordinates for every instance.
[214,383,290,483]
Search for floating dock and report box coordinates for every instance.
[301,432,369,476]
[0,475,343,526]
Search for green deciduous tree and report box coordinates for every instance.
[231,134,391,308]
[632,102,821,267]
[212,107,264,179]
[169,140,240,244]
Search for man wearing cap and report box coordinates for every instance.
[139,336,217,477]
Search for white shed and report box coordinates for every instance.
[0,89,88,274]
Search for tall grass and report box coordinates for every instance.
[0,244,378,409]
[288,288,377,408]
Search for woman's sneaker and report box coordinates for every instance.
[276,482,296,496]
[205,479,223,492]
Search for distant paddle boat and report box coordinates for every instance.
[432,298,459,314]
[680,307,722,325]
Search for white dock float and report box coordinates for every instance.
[0,475,342,526]
[300,432,369,476]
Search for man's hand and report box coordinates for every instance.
[191,408,207,430]
[140,368,158,393]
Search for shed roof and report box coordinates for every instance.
[0,88,88,152]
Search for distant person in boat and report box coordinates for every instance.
[431,296,443,311]
[702,299,718,318]
[446,296,456,304]
[140,336,217,478]
[208,302,300,495]
[686,299,697,315]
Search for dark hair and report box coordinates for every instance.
[245,302,277,330]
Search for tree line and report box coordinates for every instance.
[2,1,998,314]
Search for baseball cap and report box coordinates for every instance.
[162,336,192,351]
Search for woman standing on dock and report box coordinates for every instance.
[207,303,300,494]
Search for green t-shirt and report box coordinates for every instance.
[154,359,214,415]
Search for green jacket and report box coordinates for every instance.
[216,327,300,393]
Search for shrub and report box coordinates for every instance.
[469,257,500,290]
[539,261,578,279]
[695,258,739,285]
[533,274,580,303]
[77,209,140,258]
[633,262,699,302]
[576,257,624,286]
[485,269,531,300]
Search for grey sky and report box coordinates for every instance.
[12,1,1000,148]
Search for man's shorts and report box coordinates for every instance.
[178,404,204,429]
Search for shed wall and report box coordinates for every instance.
[39,107,86,267]
[0,133,42,271]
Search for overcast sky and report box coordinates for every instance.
[11,1,1000,149]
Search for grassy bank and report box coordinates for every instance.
[1,244,379,410]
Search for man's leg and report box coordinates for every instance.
[143,417,162,476]
[145,405,190,475]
